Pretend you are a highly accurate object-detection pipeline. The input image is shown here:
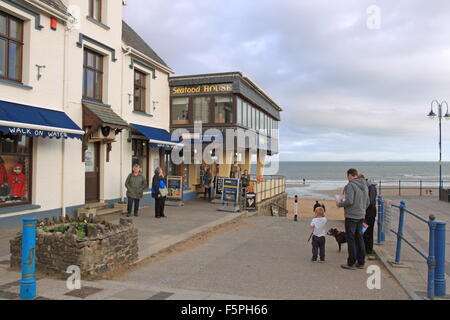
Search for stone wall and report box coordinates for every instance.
[256,193,288,217]
[10,215,138,280]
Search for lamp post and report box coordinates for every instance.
[428,100,450,190]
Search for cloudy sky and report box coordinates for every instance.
[124,0,450,162]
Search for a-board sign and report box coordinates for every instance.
[167,176,183,200]
[222,178,239,203]
[245,192,257,211]
[215,177,225,196]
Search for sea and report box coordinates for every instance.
[274,162,450,200]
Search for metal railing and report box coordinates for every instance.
[249,175,286,204]
[377,196,447,300]
[377,180,450,197]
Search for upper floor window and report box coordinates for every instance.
[89,0,102,22]
[83,49,103,102]
[193,97,210,123]
[214,96,233,124]
[0,12,23,82]
[172,97,189,125]
[134,70,146,112]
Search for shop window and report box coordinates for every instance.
[0,11,23,82]
[0,133,32,207]
[134,70,147,113]
[214,96,233,124]
[193,96,210,123]
[255,109,260,131]
[132,139,149,186]
[89,0,102,22]
[236,97,242,125]
[242,103,246,127]
[172,97,189,125]
[83,49,103,102]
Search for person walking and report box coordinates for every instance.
[125,164,147,217]
[365,179,378,260]
[152,168,168,218]
[203,167,213,200]
[337,168,370,270]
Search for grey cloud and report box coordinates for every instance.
[124,0,450,161]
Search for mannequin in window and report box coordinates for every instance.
[8,163,26,200]
[0,157,9,201]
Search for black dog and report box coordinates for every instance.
[327,228,347,252]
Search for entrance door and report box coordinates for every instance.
[85,142,100,203]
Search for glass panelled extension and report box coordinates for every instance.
[169,72,282,200]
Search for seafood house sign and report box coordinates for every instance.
[171,84,233,95]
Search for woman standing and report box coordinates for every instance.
[152,168,167,218]
[203,167,213,200]
[125,164,147,217]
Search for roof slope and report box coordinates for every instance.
[122,21,169,69]
[38,0,68,14]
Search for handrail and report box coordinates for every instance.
[377,197,447,300]
[391,204,429,224]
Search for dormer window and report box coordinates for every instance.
[89,0,102,22]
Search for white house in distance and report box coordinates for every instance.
[0,0,175,228]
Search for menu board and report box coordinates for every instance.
[167,176,183,199]
[222,178,239,203]
[215,177,225,196]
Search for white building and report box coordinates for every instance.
[0,0,174,228]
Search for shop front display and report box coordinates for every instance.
[0,133,32,207]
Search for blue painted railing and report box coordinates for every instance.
[376,196,446,300]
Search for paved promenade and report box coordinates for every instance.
[374,197,450,300]
[0,206,409,300]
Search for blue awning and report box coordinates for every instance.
[131,123,180,149]
[0,100,84,140]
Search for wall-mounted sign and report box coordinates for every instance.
[222,178,239,203]
[167,176,183,200]
[171,84,233,96]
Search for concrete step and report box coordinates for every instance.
[85,202,108,210]
[96,207,123,217]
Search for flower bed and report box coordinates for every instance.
[10,215,139,280]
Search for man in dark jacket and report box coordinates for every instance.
[313,201,321,213]
[337,169,370,270]
[364,179,378,260]
[125,164,147,217]
[152,168,167,218]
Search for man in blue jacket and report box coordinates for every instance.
[337,169,370,270]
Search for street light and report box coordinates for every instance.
[428,100,450,191]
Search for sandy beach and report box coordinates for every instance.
[285,183,439,222]
[310,187,440,198]
[286,198,345,221]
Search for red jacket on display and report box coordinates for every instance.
[8,164,26,198]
